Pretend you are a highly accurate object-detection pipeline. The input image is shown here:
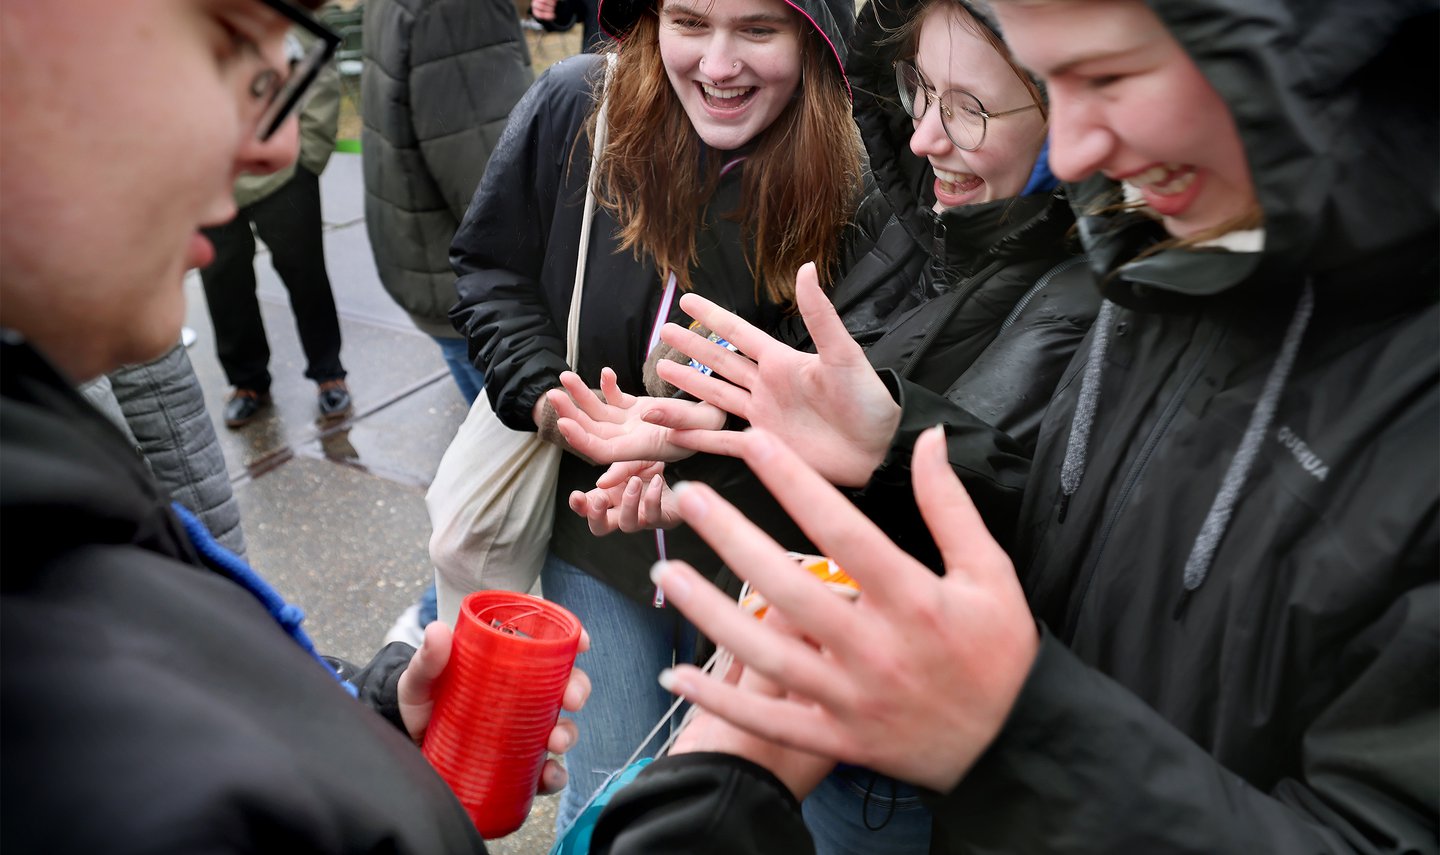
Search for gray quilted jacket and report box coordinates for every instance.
[360,0,533,338]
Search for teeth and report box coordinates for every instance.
[702,84,749,100]
[933,167,977,185]
[1150,169,1196,195]
[1124,163,1196,195]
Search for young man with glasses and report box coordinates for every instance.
[200,20,354,428]
[0,2,584,851]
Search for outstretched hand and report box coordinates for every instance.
[651,427,1038,792]
[671,647,835,800]
[653,262,900,488]
[568,460,682,535]
[398,622,593,794]
[547,368,726,465]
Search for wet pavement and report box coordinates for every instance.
[182,151,561,854]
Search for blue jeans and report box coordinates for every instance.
[802,766,933,855]
[541,553,696,832]
[431,335,484,407]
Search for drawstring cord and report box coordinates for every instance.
[1182,282,1314,590]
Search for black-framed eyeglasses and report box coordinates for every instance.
[249,0,341,141]
[894,60,1038,152]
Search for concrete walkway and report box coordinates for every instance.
[182,152,561,854]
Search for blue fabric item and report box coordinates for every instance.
[1021,137,1059,197]
[431,335,485,407]
[548,758,655,855]
[803,766,932,855]
[170,502,358,697]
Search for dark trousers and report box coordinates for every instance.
[200,167,345,393]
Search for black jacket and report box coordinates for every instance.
[789,0,1100,561]
[599,0,1439,850]
[449,54,789,601]
[0,334,485,853]
[362,0,533,338]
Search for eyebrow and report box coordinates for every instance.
[1026,42,1145,80]
[663,3,792,24]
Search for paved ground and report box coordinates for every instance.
[184,151,562,854]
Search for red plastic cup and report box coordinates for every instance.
[422,591,582,839]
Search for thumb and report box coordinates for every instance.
[398,621,453,734]
[912,425,1014,585]
[795,262,860,366]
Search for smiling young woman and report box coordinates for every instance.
[445,0,863,832]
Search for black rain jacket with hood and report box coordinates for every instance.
[448,0,859,603]
[594,0,1439,851]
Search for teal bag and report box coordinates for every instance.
[547,758,655,855]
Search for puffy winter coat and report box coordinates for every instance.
[362,0,533,338]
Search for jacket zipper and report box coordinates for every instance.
[1058,319,1227,641]
[998,255,1090,334]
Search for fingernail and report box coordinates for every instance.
[672,481,706,520]
[625,478,641,495]
[649,560,690,603]
[657,668,687,695]
[929,424,947,440]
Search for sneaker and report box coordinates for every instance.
[383,603,425,648]
[224,388,271,429]
[318,378,353,421]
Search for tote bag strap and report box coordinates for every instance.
[565,55,616,369]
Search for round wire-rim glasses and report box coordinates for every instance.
[893,60,1039,152]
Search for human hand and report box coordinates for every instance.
[671,621,836,800]
[399,622,593,794]
[653,263,900,488]
[567,460,682,535]
[531,0,557,20]
[651,427,1039,792]
[547,369,725,465]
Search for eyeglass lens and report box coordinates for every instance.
[257,42,328,141]
[894,61,987,151]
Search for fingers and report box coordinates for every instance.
[556,372,613,424]
[598,367,635,409]
[675,293,778,367]
[397,621,452,708]
[618,477,644,531]
[794,263,865,367]
[596,459,661,490]
[659,664,849,761]
[654,359,751,419]
[638,399,727,431]
[657,323,759,391]
[732,430,934,608]
[643,474,666,525]
[911,426,1015,583]
[538,758,568,794]
[562,664,591,713]
[650,556,853,709]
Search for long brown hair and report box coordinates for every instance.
[588,10,863,306]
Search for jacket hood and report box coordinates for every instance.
[848,0,1052,248]
[1069,0,1439,306]
[597,0,855,98]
